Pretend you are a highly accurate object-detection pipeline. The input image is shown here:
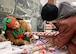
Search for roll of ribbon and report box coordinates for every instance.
[24,32,59,37]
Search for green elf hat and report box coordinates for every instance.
[2,16,16,31]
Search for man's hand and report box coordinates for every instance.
[25,32,32,38]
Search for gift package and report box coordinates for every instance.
[0,32,59,54]
[22,32,58,54]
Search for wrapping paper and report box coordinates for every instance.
[0,41,24,54]
[0,41,67,54]
[0,32,68,54]
[0,41,12,54]
[23,44,56,54]
[22,38,56,54]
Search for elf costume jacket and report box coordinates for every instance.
[2,16,31,45]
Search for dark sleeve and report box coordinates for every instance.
[54,24,74,48]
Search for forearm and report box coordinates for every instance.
[11,39,25,45]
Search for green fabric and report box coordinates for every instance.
[2,18,11,31]
[13,28,23,37]
[13,28,30,42]
[23,36,30,42]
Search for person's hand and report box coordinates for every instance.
[0,36,8,41]
[50,38,54,46]
[24,41,30,44]
[2,38,8,41]
[46,21,56,29]
[26,32,32,38]
[53,31,59,37]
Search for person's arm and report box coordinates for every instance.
[53,23,74,49]
[20,20,31,37]
[20,20,31,32]
[0,35,7,41]
[6,30,29,45]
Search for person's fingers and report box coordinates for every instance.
[53,32,59,36]
[26,32,32,37]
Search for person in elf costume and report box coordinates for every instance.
[2,16,31,45]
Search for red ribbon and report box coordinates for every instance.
[16,34,24,39]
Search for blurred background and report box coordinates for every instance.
[0,0,76,33]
